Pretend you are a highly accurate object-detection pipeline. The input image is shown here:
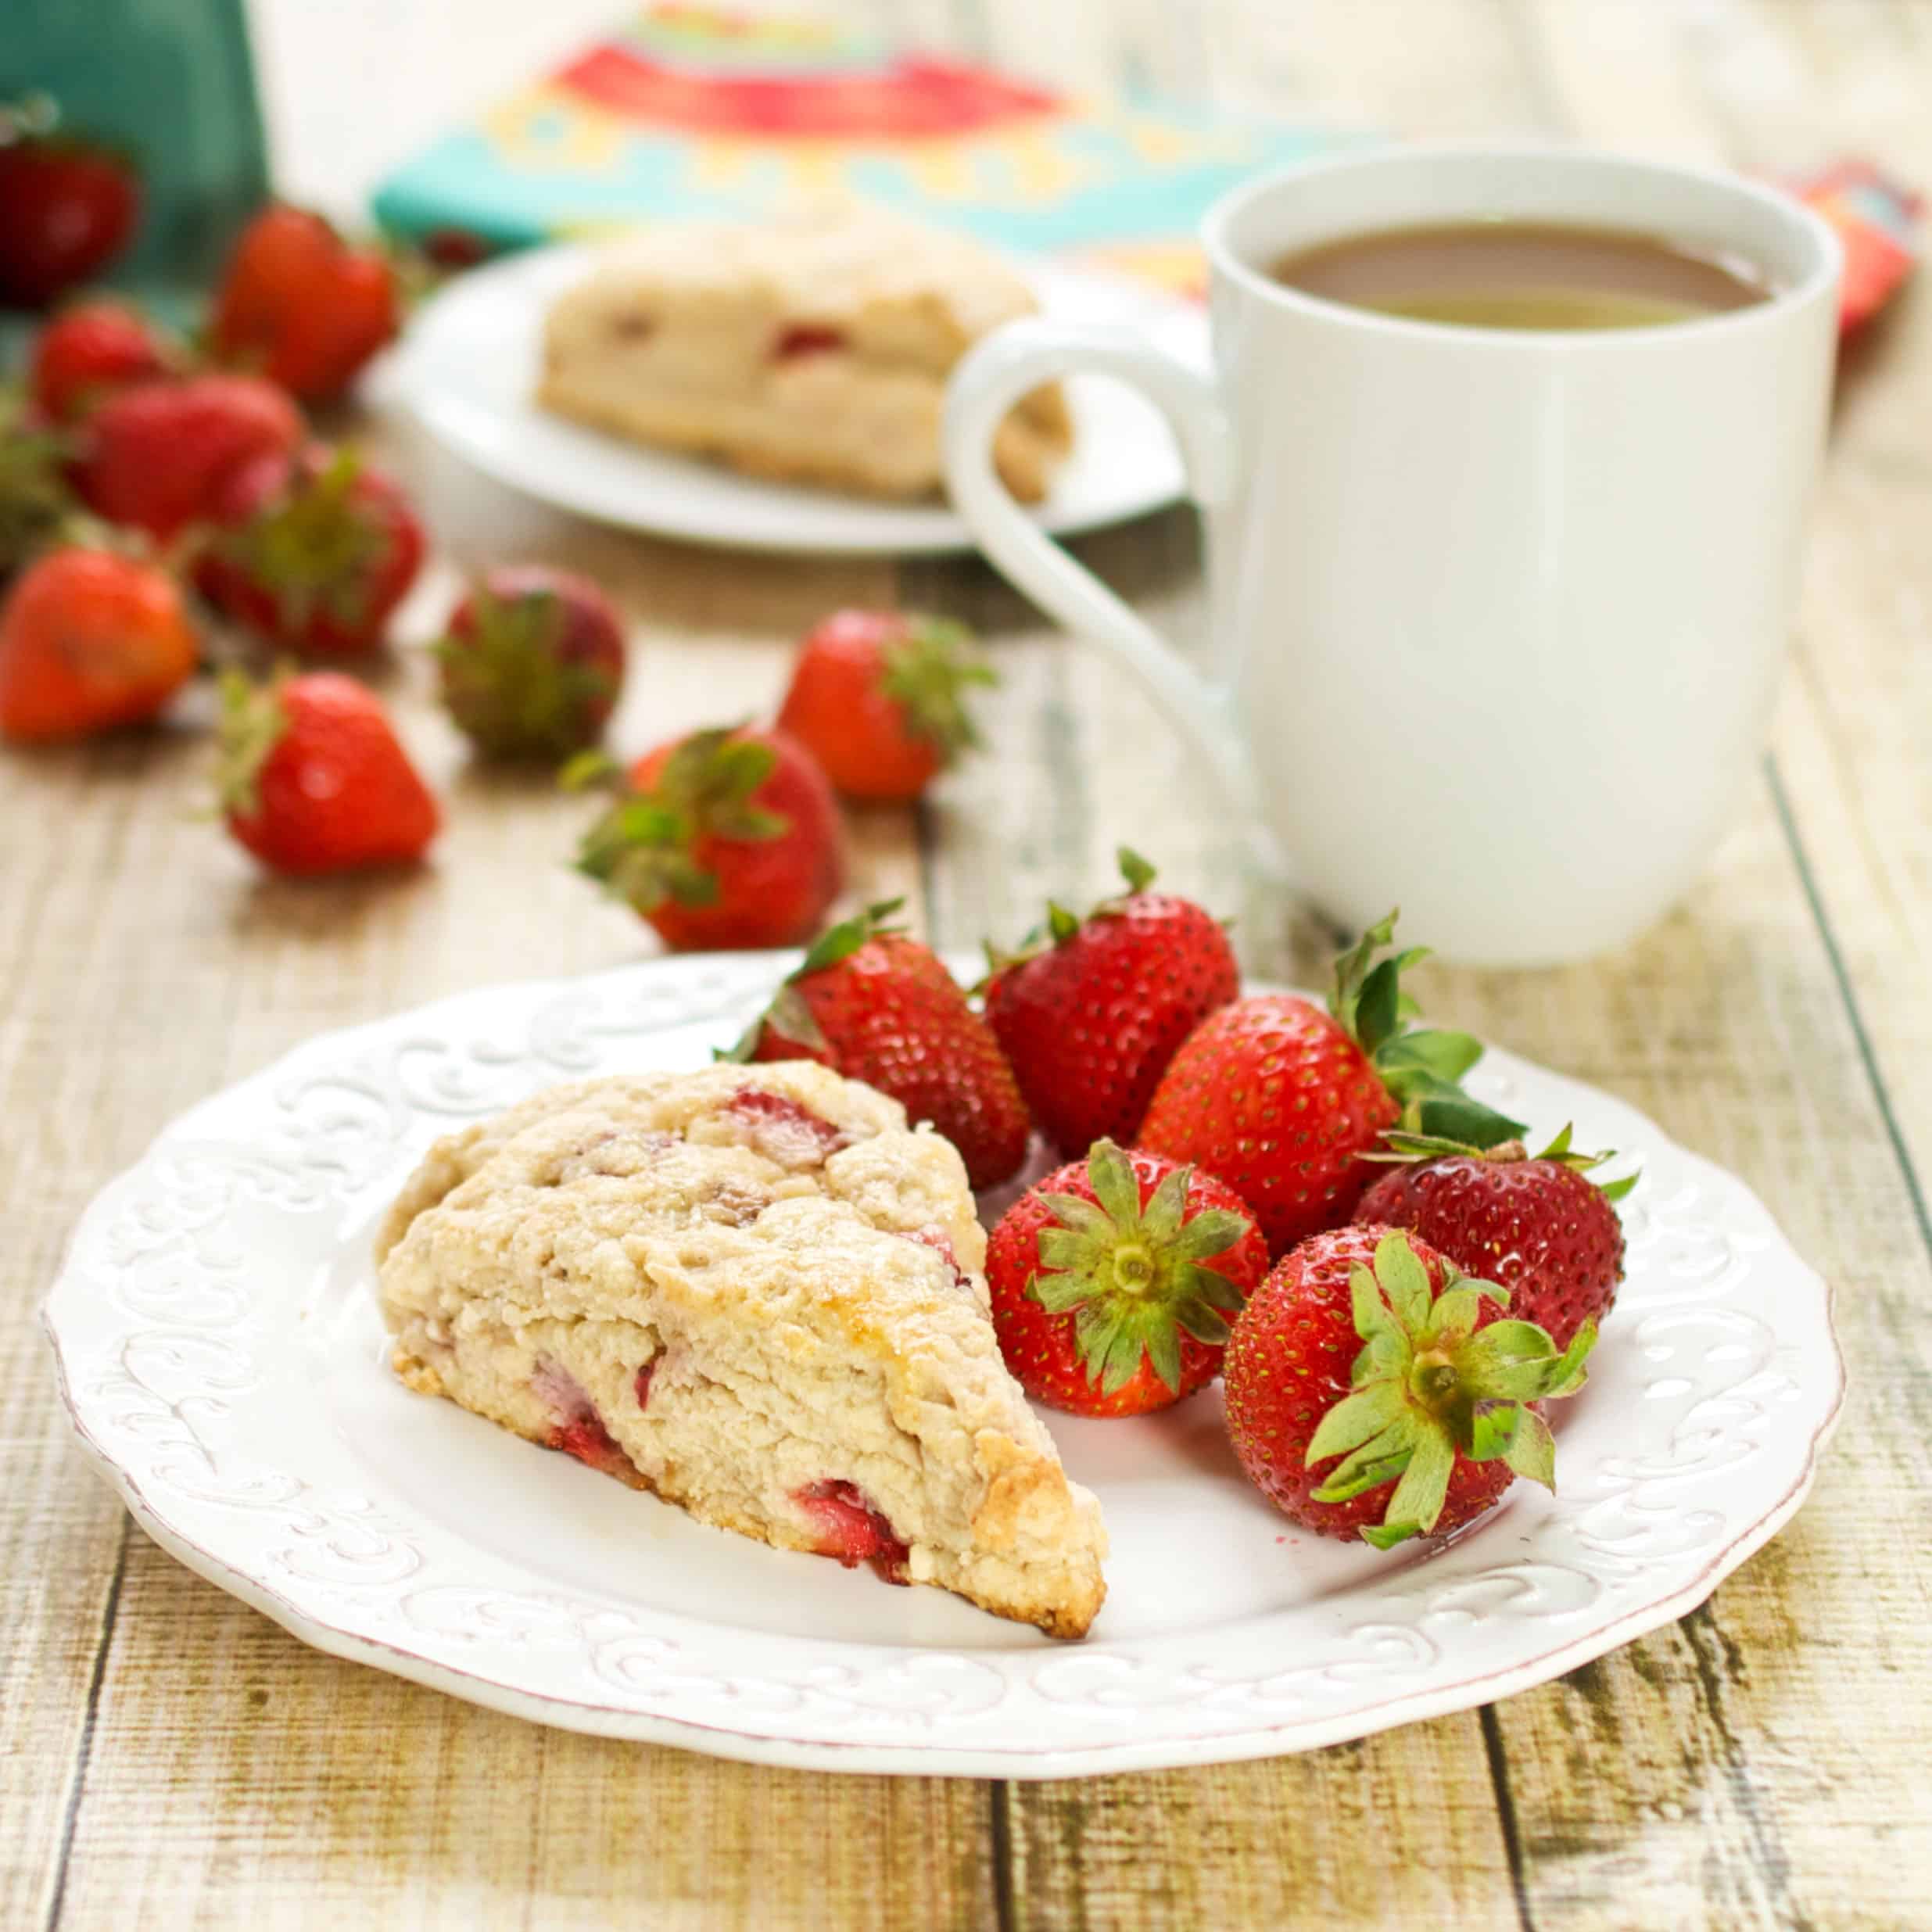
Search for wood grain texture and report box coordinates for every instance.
[9,1,1930,1927]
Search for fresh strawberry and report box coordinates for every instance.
[436,565,625,759]
[30,299,173,421]
[1223,1224,1594,1547]
[983,848,1238,1158]
[216,668,439,876]
[71,375,303,542]
[1354,1124,1633,1349]
[984,1138,1267,1416]
[0,135,140,307]
[573,725,843,950]
[726,898,1030,1188]
[774,608,995,801]
[0,543,199,741]
[1137,912,1524,1257]
[194,443,423,654]
[210,205,399,402]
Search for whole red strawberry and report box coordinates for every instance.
[211,205,399,403]
[574,725,843,951]
[0,545,199,741]
[986,1138,1267,1415]
[436,565,625,759]
[1137,913,1524,1257]
[0,135,140,307]
[775,609,995,801]
[728,898,1031,1187]
[1354,1125,1632,1349]
[30,299,173,421]
[217,669,439,876]
[71,375,304,541]
[1224,1224,1594,1547]
[984,848,1238,1158]
[195,443,423,654]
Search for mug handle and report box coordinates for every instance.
[941,319,1264,826]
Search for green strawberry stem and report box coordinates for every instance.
[434,583,616,761]
[983,844,1164,977]
[573,726,785,914]
[1030,1138,1253,1396]
[1328,910,1528,1150]
[1307,1229,1595,1548]
[717,897,909,1062]
[1363,1122,1640,1203]
[877,617,998,762]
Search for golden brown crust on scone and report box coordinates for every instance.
[377,1065,1107,1636]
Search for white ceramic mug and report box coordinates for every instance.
[943,144,1842,966]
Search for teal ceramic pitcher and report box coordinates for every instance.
[3,0,271,307]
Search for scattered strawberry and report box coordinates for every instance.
[436,565,625,759]
[0,135,141,307]
[725,897,1030,1188]
[1137,912,1525,1257]
[774,608,995,801]
[1223,1224,1594,1547]
[0,393,76,575]
[1354,1124,1633,1349]
[195,443,423,655]
[30,299,173,421]
[983,848,1238,1158]
[0,543,199,741]
[573,725,843,950]
[985,1138,1267,1415]
[216,668,439,875]
[71,374,304,542]
[210,205,399,402]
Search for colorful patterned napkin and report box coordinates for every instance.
[370,2,1346,296]
[371,4,1919,331]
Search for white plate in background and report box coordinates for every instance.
[385,242,1204,554]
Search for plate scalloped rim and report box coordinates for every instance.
[44,952,1845,1778]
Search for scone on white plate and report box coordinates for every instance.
[536,208,1073,502]
[375,1063,1107,1638]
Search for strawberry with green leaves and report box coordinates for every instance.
[216,668,439,876]
[986,1139,1268,1416]
[775,609,995,802]
[436,565,625,761]
[195,443,424,656]
[1137,912,1524,1256]
[727,897,1030,1188]
[983,848,1238,1157]
[1356,1124,1633,1349]
[573,725,843,951]
[1223,1224,1594,1547]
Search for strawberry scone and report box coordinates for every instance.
[375,1063,1107,1637]
[536,208,1072,501]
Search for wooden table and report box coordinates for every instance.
[8,2,1930,1925]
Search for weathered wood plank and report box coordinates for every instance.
[50,1556,995,1932]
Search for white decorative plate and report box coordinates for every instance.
[382,242,1199,555]
[45,955,1843,1778]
